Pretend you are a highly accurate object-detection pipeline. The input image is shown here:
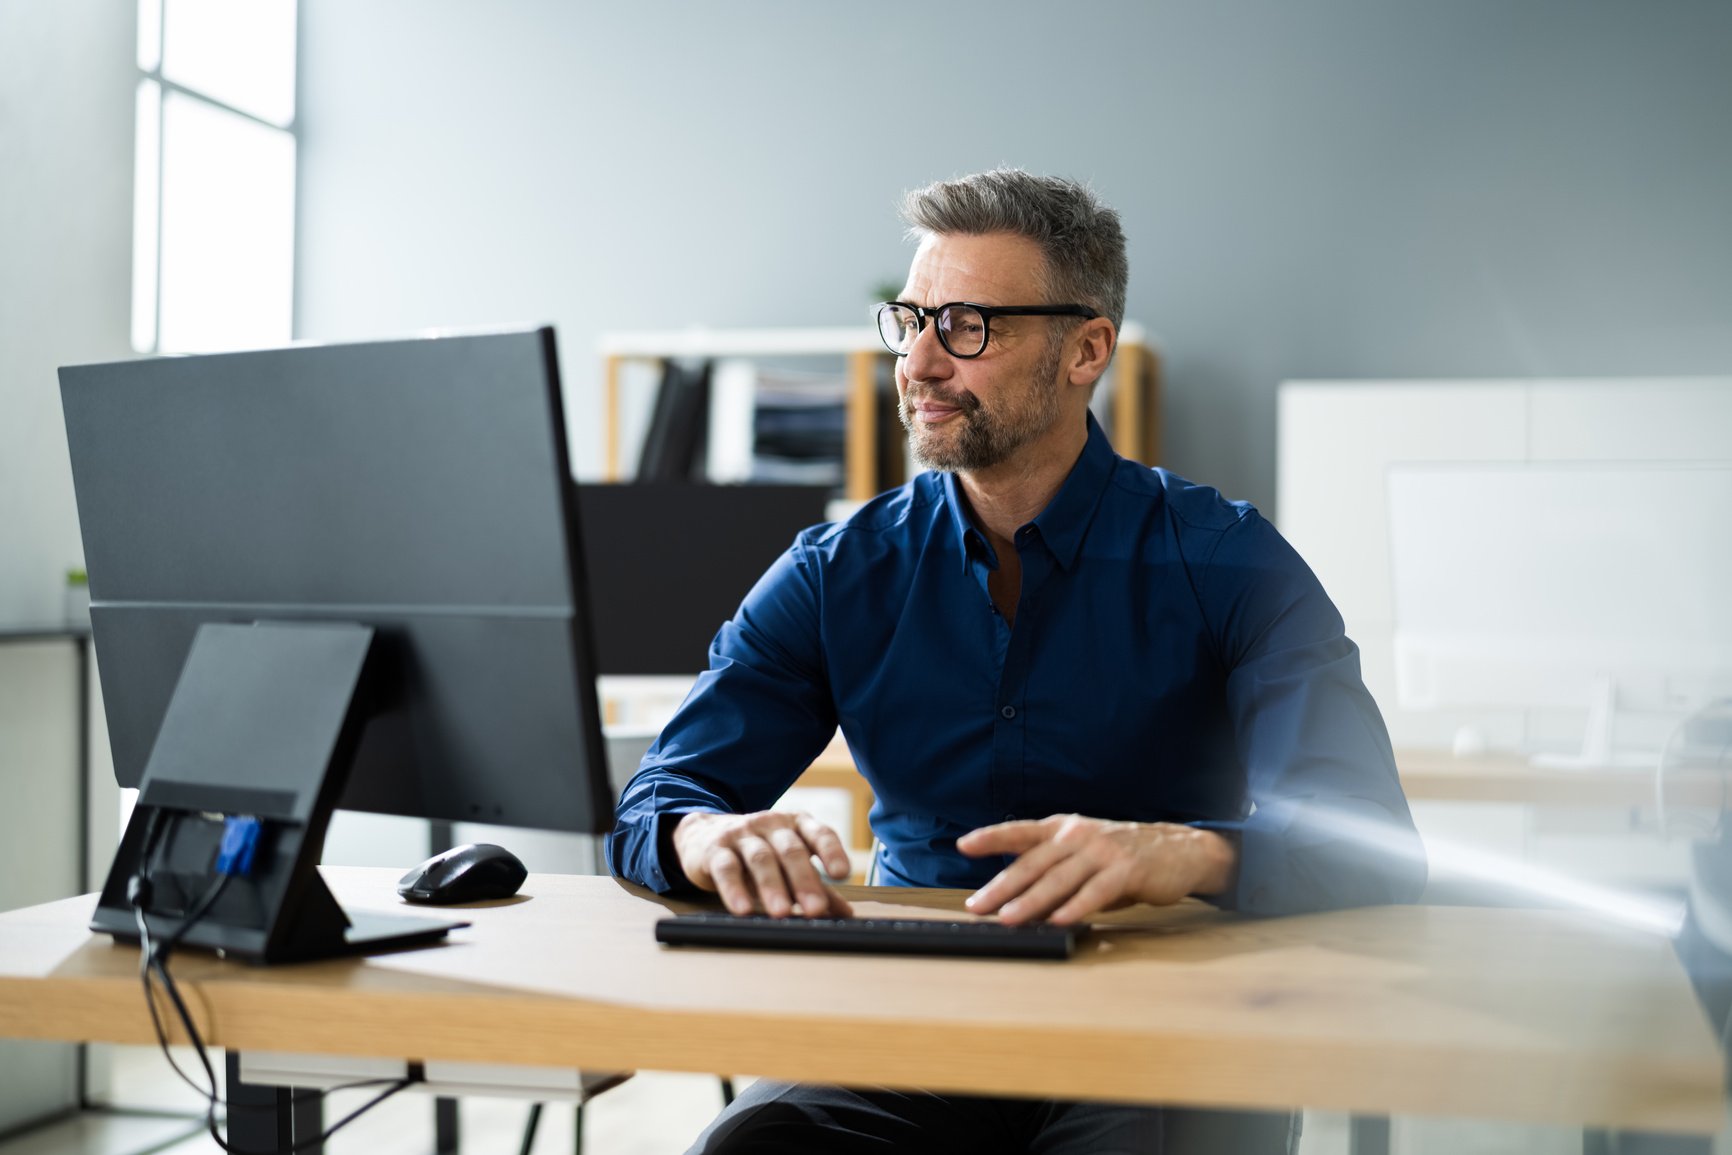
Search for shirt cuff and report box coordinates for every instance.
[653,810,700,893]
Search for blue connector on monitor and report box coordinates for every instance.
[216,815,262,876]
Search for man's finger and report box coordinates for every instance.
[956,820,1047,857]
[737,835,794,917]
[707,850,754,916]
[998,853,1100,925]
[822,887,855,918]
[1049,869,1129,926]
[767,826,833,917]
[793,813,853,879]
[965,837,1070,914]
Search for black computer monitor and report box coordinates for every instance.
[574,482,832,676]
[60,326,612,963]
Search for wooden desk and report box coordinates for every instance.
[0,869,1721,1135]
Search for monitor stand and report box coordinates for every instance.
[90,621,466,964]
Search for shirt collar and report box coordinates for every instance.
[942,411,1119,573]
[942,472,987,573]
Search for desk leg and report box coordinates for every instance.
[226,1051,291,1153]
[1349,1114,1390,1155]
[436,1096,460,1154]
[293,1087,323,1155]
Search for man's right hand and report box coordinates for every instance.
[671,810,855,919]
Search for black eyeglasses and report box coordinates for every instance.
[875,301,1099,359]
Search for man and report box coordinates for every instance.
[608,169,1426,1153]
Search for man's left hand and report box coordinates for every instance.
[957,815,1236,926]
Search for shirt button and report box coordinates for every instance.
[1000,705,1016,719]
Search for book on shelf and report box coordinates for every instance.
[637,358,712,483]
[705,360,848,490]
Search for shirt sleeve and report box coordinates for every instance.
[604,536,839,894]
[1189,510,1428,915]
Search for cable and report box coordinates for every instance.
[129,810,419,1154]
[141,870,418,1153]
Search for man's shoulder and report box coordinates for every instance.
[800,474,945,556]
[1106,461,1258,536]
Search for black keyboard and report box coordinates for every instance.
[654,912,1079,960]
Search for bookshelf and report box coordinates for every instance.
[598,323,1161,502]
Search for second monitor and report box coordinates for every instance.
[575,483,832,677]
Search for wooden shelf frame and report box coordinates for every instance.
[599,323,1160,502]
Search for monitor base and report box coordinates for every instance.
[98,905,469,964]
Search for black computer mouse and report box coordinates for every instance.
[397,843,528,905]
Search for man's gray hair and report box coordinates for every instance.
[899,169,1127,332]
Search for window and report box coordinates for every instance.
[132,0,298,354]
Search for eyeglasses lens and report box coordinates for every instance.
[879,305,919,355]
[936,305,987,357]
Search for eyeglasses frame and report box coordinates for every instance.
[875,300,1101,360]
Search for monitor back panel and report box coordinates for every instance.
[60,328,613,834]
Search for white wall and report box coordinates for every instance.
[296,0,1732,515]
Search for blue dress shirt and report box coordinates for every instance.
[607,414,1426,915]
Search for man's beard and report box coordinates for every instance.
[899,338,1064,473]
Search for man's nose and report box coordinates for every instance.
[903,317,954,382]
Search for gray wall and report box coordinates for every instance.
[297,0,1732,516]
[0,0,135,626]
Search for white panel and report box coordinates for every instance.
[1278,377,1732,755]
[1388,463,1732,715]
[1274,381,1526,633]
[1529,378,1732,462]
[419,1062,626,1101]
[243,1050,407,1087]
[1358,623,1529,751]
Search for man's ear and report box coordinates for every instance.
[1066,317,1118,389]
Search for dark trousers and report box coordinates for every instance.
[687,1080,1301,1155]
